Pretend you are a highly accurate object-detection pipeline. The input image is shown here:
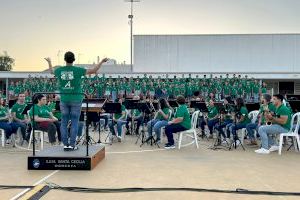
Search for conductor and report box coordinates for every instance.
[45,51,108,151]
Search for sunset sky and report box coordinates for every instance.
[1,0,300,71]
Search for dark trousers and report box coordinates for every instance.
[13,121,28,140]
[200,118,219,134]
[165,124,187,145]
[35,121,61,144]
[215,119,233,138]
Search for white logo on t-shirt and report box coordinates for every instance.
[61,71,74,80]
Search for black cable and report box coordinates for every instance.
[1,184,300,196]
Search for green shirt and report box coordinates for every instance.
[208,106,218,119]
[261,87,267,94]
[54,66,87,103]
[29,105,51,119]
[11,103,27,120]
[156,108,170,120]
[133,109,141,117]
[275,104,291,130]
[239,106,250,125]
[175,105,191,129]
[114,105,126,120]
[0,106,8,118]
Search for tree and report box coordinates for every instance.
[0,51,14,71]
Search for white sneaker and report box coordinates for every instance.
[255,148,270,154]
[117,136,122,142]
[269,145,279,152]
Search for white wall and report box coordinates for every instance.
[134,34,300,73]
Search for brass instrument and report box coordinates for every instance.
[263,104,273,126]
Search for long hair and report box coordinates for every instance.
[159,98,169,110]
[235,97,244,111]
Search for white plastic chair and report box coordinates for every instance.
[178,110,200,149]
[279,112,300,155]
[27,129,44,150]
[27,110,45,150]
[239,110,260,144]
[0,128,5,147]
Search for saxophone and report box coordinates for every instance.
[263,104,272,126]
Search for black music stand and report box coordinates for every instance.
[22,103,33,115]
[102,103,122,145]
[209,103,230,150]
[55,101,60,111]
[9,99,17,109]
[246,103,260,112]
[135,102,154,145]
[190,101,209,140]
[168,100,179,108]
[124,99,140,135]
[288,100,300,113]
[228,105,245,151]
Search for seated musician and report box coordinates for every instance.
[108,98,126,142]
[227,97,251,144]
[215,96,234,141]
[200,99,219,139]
[255,94,291,154]
[164,95,191,149]
[146,98,171,143]
[11,92,30,143]
[29,94,61,145]
[0,97,19,143]
[246,94,276,145]
[126,96,143,135]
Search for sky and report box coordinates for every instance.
[0,0,300,71]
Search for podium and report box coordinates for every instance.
[28,145,105,170]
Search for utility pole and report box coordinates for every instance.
[125,0,140,72]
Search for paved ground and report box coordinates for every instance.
[1,130,300,200]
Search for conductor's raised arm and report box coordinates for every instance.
[86,58,109,75]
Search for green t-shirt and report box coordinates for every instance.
[0,106,8,118]
[54,66,87,103]
[11,102,27,120]
[133,109,141,117]
[29,105,51,119]
[239,106,250,125]
[261,87,267,94]
[156,108,170,120]
[208,106,218,119]
[114,105,126,120]
[275,104,291,130]
[175,105,191,129]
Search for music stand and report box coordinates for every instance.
[22,104,33,115]
[135,102,154,145]
[246,103,260,112]
[55,101,60,111]
[168,100,179,108]
[102,102,122,145]
[288,100,300,113]
[9,99,17,109]
[124,99,140,135]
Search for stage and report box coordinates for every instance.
[28,145,105,170]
